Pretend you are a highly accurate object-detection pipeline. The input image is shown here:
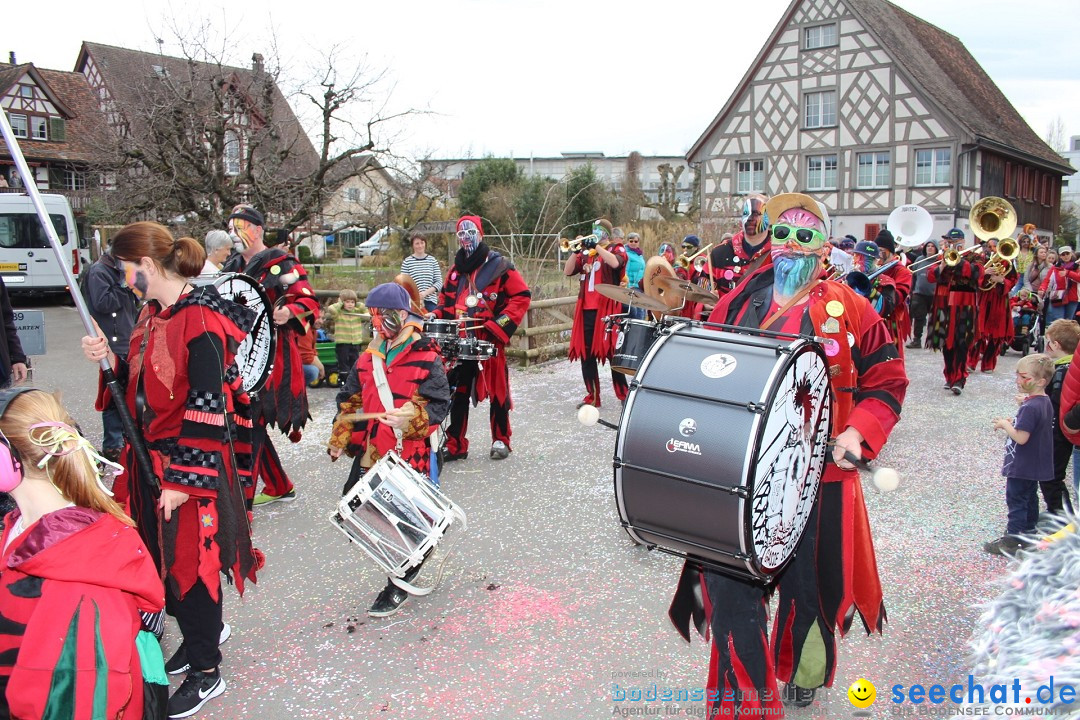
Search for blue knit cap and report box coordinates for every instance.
[365,283,411,311]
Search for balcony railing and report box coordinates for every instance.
[0,186,97,211]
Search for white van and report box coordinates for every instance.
[0,193,79,295]
[356,226,395,257]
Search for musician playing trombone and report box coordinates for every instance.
[927,228,985,395]
[874,230,914,358]
[565,218,629,408]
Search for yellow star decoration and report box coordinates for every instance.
[200,514,215,528]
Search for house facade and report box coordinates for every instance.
[1,58,110,233]
[689,0,1073,244]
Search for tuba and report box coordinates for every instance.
[969,197,1017,242]
[980,238,1019,290]
[886,204,934,249]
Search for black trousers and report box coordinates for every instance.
[166,579,222,672]
[909,293,933,340]
[1041,438,1076,514]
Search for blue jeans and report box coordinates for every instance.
[102,400,124,452]
[1005,476,1040,535]
[303,364,319,385]
[1047,301,1078,324]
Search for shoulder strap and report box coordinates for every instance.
[370,354,403,451]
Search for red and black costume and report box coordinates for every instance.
[669,270,907,717]
[0,507,164,719]
[968,261,1018,372]
[879,261,913,358]
[100,284,262,675]
[567,243,629,407]
[330,320,451,482]
[433,239,531,457]
[927,256,985,389]
[222,248,320,498]
[709,230,771,297]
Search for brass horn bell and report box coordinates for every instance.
[969,197,1017,242]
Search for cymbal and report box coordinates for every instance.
[652,275,718,304]
[594,283,671,313]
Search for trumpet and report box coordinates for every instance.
[909,245,984,273]
[559,237,583,252]
[675,243,714,272]
[980,238,1019,290]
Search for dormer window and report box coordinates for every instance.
[804,24,837,50]
[18,85,32,98]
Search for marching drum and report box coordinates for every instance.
[614,322,832,582]
[443,336,497,362]
[423,319,457,342]
[330,451,466,578]
[191,272,275,394]
[611,318,658,376]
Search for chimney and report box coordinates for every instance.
[8,52,15,65]
[252,53,264,74]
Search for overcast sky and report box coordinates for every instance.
[3,0,1077,162]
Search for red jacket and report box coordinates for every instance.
[568,244,627,360]
[1060,352,1080,445]
[0,507,164,720]
[1040,263,1080,305]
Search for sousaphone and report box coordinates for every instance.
[886,204,934,249]
[970,196,1017,242]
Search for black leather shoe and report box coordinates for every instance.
[443,451,468,462]
[782,683,816,708]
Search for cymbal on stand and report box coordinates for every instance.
[652,275,718,305]
[594,283,671,313]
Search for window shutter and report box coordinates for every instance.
[864,224,880,242]
[49,117,66,142]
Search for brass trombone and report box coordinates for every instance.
[909,244,984,273]
[675,243,714,272]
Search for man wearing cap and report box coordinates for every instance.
[846,240,897,323]
[668,193,907,715]
[221,204,321,504]
[927,228,984,395]
[328,282,451,616]
[709,194,772,297]
[432,216,531,460]
[874,229,914,358]
[566,219,629,408]
[968,239,1018,373]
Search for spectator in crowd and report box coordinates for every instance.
[202,230,233,275]
[624,232,646,319]
[323,289,368,387]
[907,240,938,349]
[400,233,443,312]
[1041,247,1080,323]
[1025,245,1052,296]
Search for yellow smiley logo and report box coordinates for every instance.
[848,678,876,708]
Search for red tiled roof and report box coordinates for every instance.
[1,64,109,164]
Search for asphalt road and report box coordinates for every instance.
[17,300,1036,719]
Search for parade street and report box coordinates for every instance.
[31,300,1023,719]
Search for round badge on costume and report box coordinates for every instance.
[823,338,840,357]
[270,265,281,275]
[724,270,734,280]
[465,295,478,308]
[826,300,844,317]
[847,331,856,347]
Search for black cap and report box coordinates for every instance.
[228,205,264,227]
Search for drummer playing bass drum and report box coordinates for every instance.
[327,283,451,618]
[666,193,907,715]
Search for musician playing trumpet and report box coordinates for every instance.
[874,231,914,358]
[968,239,1019,373]
[927,228,985,395]
[565,218,629,408]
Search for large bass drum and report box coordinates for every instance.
[614,321,832,583]
[192,272,276,395]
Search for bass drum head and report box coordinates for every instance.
[196,273,276,395]
[749,342,831,573]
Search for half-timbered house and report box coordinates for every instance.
[689,0,1074,243]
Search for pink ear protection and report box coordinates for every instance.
[0,388,37,494]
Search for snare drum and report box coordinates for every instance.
[330,451,466,578]
[614,322,832,582]
[423,319,457,342]
[611,318,658,376]
[449,336,497,361]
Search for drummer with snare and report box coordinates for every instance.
[667,193,908,715]
[328,283,451,617]
[565,218,629,408]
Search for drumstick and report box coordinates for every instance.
[828,443,900,492]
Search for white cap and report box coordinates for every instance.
[1060,246,1074,254]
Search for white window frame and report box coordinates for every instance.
[8,113,28,139]
[30,116,47,141]
[856,151,890,189]
[346,187,361,203]
[914,147,952,187]
[223,130,241,176]
[807,154,838,191]
[18,85,33,99]
[804,90,837,129]
[804,23,838,50]
[63,169,87,191]
[736,159,765,194]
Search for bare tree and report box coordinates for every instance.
[1046,116,1068,153]
[88,25,419,238]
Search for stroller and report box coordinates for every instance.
[1004,293,1043,356]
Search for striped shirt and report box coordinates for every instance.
[400,254,443,294]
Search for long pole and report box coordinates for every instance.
[0,111,159,490]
